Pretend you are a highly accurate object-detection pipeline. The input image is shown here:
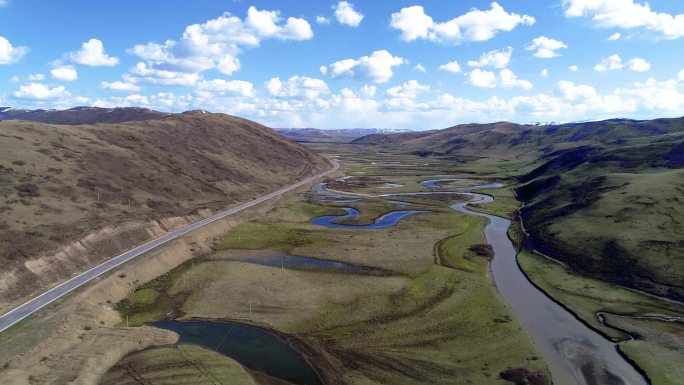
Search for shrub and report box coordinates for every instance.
[15,183,40,198]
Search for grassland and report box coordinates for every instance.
[113,153,548,385]
[100,345,257,385]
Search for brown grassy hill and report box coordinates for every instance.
[0,111,330,306]
[0,106,168,125]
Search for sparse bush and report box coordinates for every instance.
[469,244,494,258]
[500,368,548,385]
[15,183,40,198]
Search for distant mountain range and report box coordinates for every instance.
[0,106,168,125]
[275,127,411,143]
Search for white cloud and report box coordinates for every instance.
[127,7,312,82]
[9,75,19,83]
[569,65,579,72]
[319,65,328,75]
[438,60,462,73]
[525,36,567,58]
[93,92,192,111]
[334,1,364,27]
[467,47,512,68]
[390,2,535,44]
[678,69,684,82]
[541,69,549,77]
[28,73,45,81]
[563,0,684,40]
[196,79,254,97]
[0,36,29,64]
[124,62,202,86]
[468,69,532,89]
[500,69,533,89]
[316,16,331,25]
[360,84,376,97]
[246,6,313,40]
[594,54,651,72]
[13,83,70,100]
[594,54,623,71]
[607,32,622,41]
[616,78,684,112]
[51,66,78,81]
[386,80,430,99]
[326,50,404,84]
[101,81,141,92]
[468,69,497,88]
[265,76,328,100]
[414,63,426,73]
[627,57,651,72]
[67,39,119,66]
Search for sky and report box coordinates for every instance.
[1,0,684,130]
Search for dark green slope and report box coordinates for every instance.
[354,117,684,300]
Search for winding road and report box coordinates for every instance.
[0,160,339,335]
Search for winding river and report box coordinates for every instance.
[319,177,647,385]
[310,207,430,229]
[451,193,646,385]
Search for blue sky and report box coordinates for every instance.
[1,0,684,130]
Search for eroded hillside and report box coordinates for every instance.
[0,111,329,308]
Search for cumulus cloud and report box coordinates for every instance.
[124,62,202,86]
[101,81,141,92]
[265,76,329,100]
[569,65,579,72]
[414,63,426,73]
[51,66,78,81]
[28,73,45,81]
[541,69,549,77]
[390,2,534,44]
[438,60,462,73]
[334,1,364,27]
[326,50,404,84]
[67,39,119,66]
[196,79,254,97]
[594,54,651,72]
[360,84,376,97]
[386,80,430,99]
[607,32,622,41]
[627,57,651,72]
[0,36,29,64]
[467,47,512,68]
[92,92,192,111]
[525,36,567,58]
[594,54,623,71]
[13,83,70,100]
[468,69,497,88]
[316,16,330,25]
[562,0,684,40]
[127,7,312,83]
[500,69,533,89]
[468,69,532,89]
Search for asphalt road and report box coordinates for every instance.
[0,160,339,334]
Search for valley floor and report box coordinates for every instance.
[0,144,681,385]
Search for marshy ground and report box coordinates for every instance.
[112,150,547,385]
